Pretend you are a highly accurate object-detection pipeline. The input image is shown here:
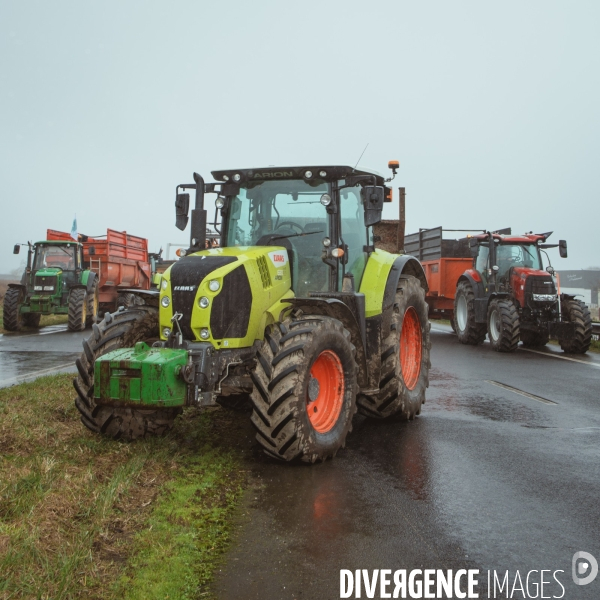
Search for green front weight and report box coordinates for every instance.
[94,342,188,407]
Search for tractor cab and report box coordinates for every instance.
[28,241,84,301]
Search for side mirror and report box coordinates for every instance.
[13,244,20,255]
[175,193,190,231]
[468,238,479,258]
[362,186,385,227]
[559,240,567,258]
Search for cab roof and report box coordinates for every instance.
[211,165,385,185]
[34,240,80,247]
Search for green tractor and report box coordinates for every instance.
[74,163,431,462]
[5,240,98,332]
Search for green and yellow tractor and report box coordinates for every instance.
[74,163,431,462]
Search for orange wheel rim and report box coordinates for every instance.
[400,306,422,391]
[306,350,345,433]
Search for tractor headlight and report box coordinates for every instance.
[199,296,210,308]
[320,194,332,206]
[163,327,171,338]
[161,296,170,307]
[319,170,327,178]
[215,197,225,209]
[233,173,241,182]
[304,170,313,179]
[209,280,220,292]
[322,237,331,247]
[200,328,210,339]
[161,279,168,290]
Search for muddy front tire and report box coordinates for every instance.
[559,299,592,354]
[487,298,520,352]
[250,316,357,463]
[358,275,430,420]
[68,288,88,331]
[3,287,24,331]
[73,307,181,440]
[454,280,486,345]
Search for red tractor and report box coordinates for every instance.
[453,230,592,353]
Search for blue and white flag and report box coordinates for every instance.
[70,216,78,241]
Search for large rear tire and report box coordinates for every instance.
[73,307,181,440]
[454,280,486,345]
[487,298,520,352]
[559,299,592,354]
[250,316,357,463]
[520,329,549,348]
[357,275,430,420]
[68,288,88,331]
[3,287,24,331]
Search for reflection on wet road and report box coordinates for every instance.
[0,326,85,387]
[216,325,600,600]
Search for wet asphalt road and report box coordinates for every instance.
[215,326,600,600]
[1,323,599,599]
[0,324,84,388]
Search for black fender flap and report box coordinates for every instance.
[282,297,368,388]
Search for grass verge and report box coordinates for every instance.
[0,374,249,599]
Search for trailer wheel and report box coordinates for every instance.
[68,288,88,331]
[487,298,520,352]
[520,329,549,348]
[357,275,430,420]
[559,299,592,354]
[73,307,181,440]
[86,280,99,327]
[3,287,24,331]
[250,316,357,462]
[454,280,486,345]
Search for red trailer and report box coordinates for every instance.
[47,229,152,312]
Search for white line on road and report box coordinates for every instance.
[430,325,600,370]
[0,362,76,388]
[519,347,600,369]
[485,380,558,405]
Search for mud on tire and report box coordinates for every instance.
[86,280,99,327]
[559,299,592,354]
[454,279,486,345]
[68,288,88,332]
[357,275,431,420]
[487,298,520,352]
[73,306,181,440]
[250,316,358,463]
[3,287,23,331]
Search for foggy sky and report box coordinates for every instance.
[1,0,599,274]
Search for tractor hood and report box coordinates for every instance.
[511,266,550,280]
[35,267,63,276]
[158,246,293,348]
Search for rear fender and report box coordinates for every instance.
[283,297,368,388]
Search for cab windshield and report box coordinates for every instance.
[496,243,542,278]
[34,245,76,271]
[226,179,329,246]
[226,179,330,295]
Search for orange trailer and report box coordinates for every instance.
[47,229,152,311]
[404,227,475,321]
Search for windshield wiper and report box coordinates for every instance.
[268,230,324,241]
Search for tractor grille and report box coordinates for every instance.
[256,256,272,288]
[170,255,237,340]
[210,266,252,339]
[525,276,556,296]
[33,275,57,294]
